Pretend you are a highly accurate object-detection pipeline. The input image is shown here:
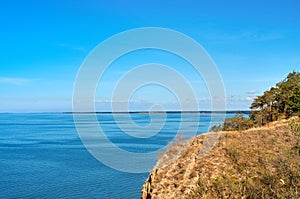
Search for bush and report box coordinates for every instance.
[289,118,300,155]
[289,118,300,136]
[223,113,254,131]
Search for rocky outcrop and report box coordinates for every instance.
[141,169,157,199]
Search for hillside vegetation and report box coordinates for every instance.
[218,71,300,132]
[190,119,300,199]
[142,71,300,198]
[142,118,300,199]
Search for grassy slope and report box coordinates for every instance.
[142,118,300,199]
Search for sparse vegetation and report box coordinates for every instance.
[190,118,300,199]
[143,118,300,198]
[289,118,300,155]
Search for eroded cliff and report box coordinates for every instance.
[142,118,300,198]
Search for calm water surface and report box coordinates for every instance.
[0,113,231,198]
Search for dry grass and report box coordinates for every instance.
[142,117,300,199]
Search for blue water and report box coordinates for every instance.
[0,113,230,198]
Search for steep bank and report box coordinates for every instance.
[141,118,300,198]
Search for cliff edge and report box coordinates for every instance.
[141,118,300,198]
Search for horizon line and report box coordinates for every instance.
[0,110,252,114]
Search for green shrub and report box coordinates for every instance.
[223,113,254,131]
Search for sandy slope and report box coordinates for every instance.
[142,119,299,198]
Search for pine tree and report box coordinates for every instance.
[250,71,300,126]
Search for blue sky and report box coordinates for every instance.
[0,0,299,112]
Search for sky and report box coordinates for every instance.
[0,0,299,112]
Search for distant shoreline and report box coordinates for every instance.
[63,110,251,114]
[0,111,251,114]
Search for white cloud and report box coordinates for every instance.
[246,96,254,101]
[247,90,259,95]
[94,99,142,103]
[225,95,254,102]
[0,77,30,85]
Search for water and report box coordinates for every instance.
[0,113,230,198]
